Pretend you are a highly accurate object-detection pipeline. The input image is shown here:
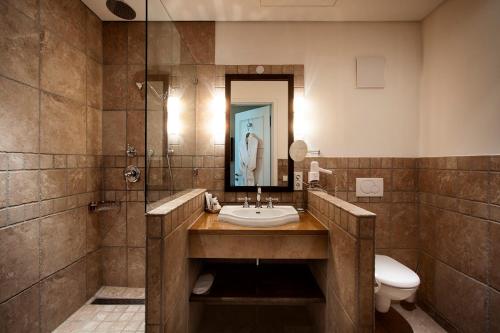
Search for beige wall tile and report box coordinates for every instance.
[0,220,40,303]
[40,259,86,333]
[0,77,39,153]
[8,170,39,205]
[40,208,86,278]
[0,284,40,333]
[40,92,86,154]
[40,32,86,103]
[102,111,126,155]
[0,2,39,87]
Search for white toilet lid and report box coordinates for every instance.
[375,255,420,288]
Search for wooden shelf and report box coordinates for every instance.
[190,263,325,306]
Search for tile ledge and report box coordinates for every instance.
[146,189,206,216]
[308,189,376,217]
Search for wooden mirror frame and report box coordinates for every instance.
[224,74,294,192]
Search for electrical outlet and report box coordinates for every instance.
[282,175,288,182]
[294,171,303,190]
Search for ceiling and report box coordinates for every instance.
[82,0,445,22]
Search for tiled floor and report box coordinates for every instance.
[392,304,446,333]
[53,287,145,333]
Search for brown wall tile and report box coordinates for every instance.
[87,58,103,109]
[86,9,103,62]
[87,106,103,155]
[100,205,126,246]
[0,284,40,333]
[127,202,146,247]
[40,93,86,154]
[490,222,500,290]
[0,2,39,87]
[102,111,126,155]
[103,22,127,65]
[434,261,487,332]
[40,32,86,103]
[40,0,86,51]
[127,247,145,287]
[0,77,39,153]
[8,170,39,206]
[40,169,67,200]
[0,221,40,303]
[128,22,145,65]
[86,250,102,298]
[40,209,86,278]
[101,246,127,286]
[40,260,86,333]
[103,65,127,110]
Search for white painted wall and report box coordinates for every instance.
[216,22,422,157]
[419,0,500,156]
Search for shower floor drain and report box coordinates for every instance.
[91,298,145,305]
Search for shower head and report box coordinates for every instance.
[106,0,136,20]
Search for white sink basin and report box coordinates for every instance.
[218,205,299,227]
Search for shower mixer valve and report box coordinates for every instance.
[124,165,140,183]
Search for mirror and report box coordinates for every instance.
[289,140,308,162]
[225,74,294,192]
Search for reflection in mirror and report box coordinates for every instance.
[226,75,293,191]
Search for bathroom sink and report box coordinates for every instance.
[218,205,299,227]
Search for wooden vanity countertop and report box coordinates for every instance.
[189,211,328,235]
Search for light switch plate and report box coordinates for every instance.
[356,178,383,197]
[294,172,303,191]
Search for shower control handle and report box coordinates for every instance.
[124,165,140,183]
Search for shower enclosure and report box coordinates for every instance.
[145,7,198,207]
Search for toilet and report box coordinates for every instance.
[374,255,420,313]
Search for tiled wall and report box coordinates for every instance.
[417,156,500,332]
[0,0,103,332]
[100,21,147,288]
[297,157,419,270]
[145,190,206,332]
[308,190,376,332]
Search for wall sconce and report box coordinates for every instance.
[293,90,310,140]
[167,95,182,143]
[211,89,226,144]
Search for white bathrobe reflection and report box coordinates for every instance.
[239,133,259,186]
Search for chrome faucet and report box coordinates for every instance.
[255,186,262,208]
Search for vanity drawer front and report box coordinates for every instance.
[189,234,328,259]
